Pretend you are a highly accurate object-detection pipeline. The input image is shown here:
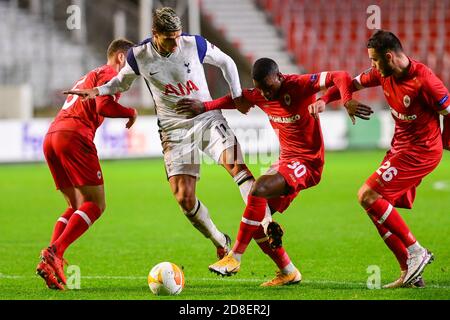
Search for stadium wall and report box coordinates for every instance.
[0,110,395,164]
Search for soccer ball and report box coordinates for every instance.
[147,262,185,296]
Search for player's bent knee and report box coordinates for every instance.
[175,193,196,212]
[250,182,269,198]
[85,197,106,213]
[358,187,379,209]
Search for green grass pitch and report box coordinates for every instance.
[0,151,449,300]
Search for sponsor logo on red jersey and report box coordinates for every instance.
[268,114,301,123]
[390,107,417,121]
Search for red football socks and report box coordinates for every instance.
[50,207,75,244]
[366,198,416,249]
[232,195,268,255]
[253,226,291,269]
[52,202,102,258]
[368,215,408,270]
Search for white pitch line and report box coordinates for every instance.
[1,273,450,289]
[432,181,450,191]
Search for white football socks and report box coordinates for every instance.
[407,241,423,255]
[184,199,226,248]
[234,170,273,230]
[281,262,297,275]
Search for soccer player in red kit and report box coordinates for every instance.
[311,30,450,288]
[176,58,372,286]
[36,39,138,290]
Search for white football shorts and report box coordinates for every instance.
[160,114,242,179]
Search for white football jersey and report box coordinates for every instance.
[97,34,242,131]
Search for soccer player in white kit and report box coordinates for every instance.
[66,7,259,259]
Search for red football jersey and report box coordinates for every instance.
[243,74,327,164]
[48,65,121,141]
[204,72,352,165]
[353,59,450,156]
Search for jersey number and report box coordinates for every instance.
[62,76,87,110]
[376,161,398,182]
[287,161,307,178]
[214,124,231,139]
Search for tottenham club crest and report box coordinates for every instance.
[403,95,411,108]
[184,62,191,74]
[284,94,291,106]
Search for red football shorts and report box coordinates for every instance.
[43,131,104,190]
[366,150,442,209]
[267,159,323,213]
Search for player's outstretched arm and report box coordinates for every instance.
[321,68,380,104]
[304,71,373,124]
[175,98,207,118]
[176,95,238,118]
[307,97,372,125]
[315,69,380,124]
[63,88,99,100]
[125,109,138,129]
[64,63,139,100]
[96,95,138,129]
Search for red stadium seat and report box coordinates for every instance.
[257,0,449,93]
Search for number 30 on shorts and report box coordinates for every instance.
[376,161,398,182]
[287,161,307,178]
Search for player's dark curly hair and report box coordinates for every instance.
[367,30,403,54]
[153,7,182,33]
[252,58,279,82]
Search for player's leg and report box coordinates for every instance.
[162,123,230,258]
[209,172,293,276]
[43,184,105,286]
[358,152,438,285]
[168,174,229,258]
[52,185,105,258]
[358,184,409,269]
[206,119,281,264]
[208,120,255,203]
[37,187,78,290]
[251,174,301,286]
[49,188,81,244]
[210,158,317,278]
[40,131,106,285]
[358,184,429,287]
[253,225,301,287]
[218,144,273,229]
[43,132,79,245]
[214,132,300,281]
[38,132,74,289]
[232,173,288,258]
[219,143,254,201]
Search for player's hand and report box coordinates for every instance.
[233,96,253,115]
[63,88,99,101]
[125,108,138,129]
[308,99,326,120]
[344,99,374,125]
[175,98,206,118]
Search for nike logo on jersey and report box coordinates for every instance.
[150,71,160,76]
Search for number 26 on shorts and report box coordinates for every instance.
[376,161,398,182]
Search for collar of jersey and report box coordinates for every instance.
[151,39,173,58]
